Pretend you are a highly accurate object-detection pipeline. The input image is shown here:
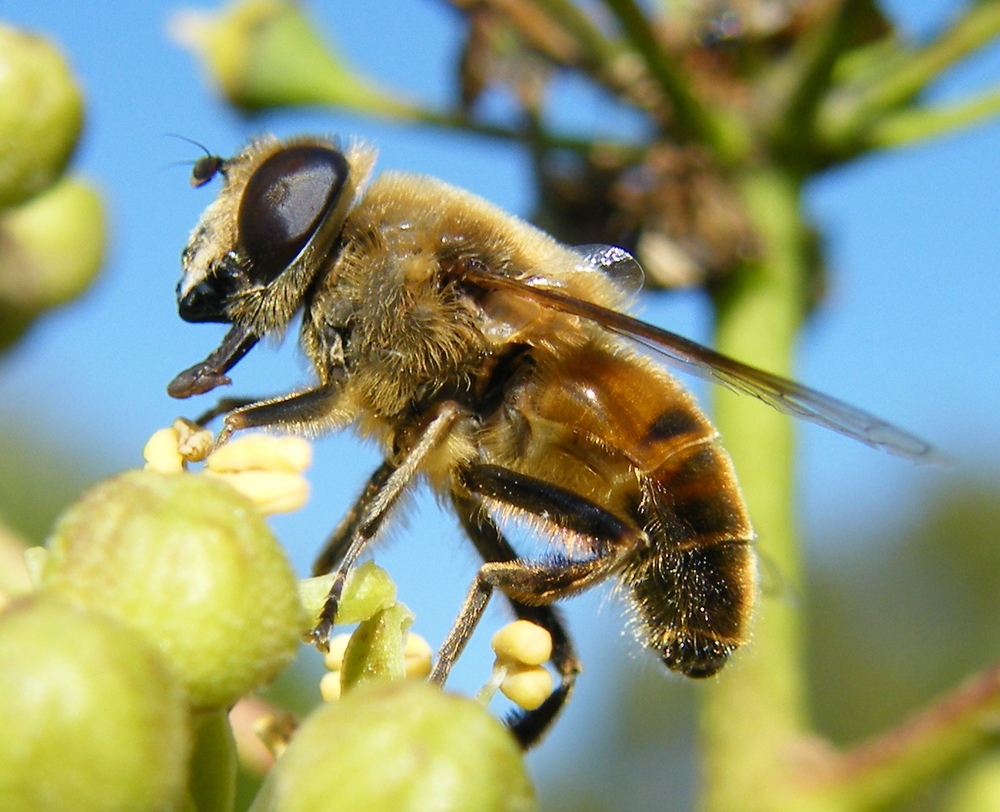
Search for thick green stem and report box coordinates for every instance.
[699,167,814,812]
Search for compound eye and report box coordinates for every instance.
[237,144,349,285]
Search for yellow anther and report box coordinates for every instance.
[319,670,341,702]
[498,662,553,711]
[206,434,312,473]
[203,470,309,515]
[142,428,185,474]
[491,620,552,666]
[403,633,433,679]
[173,418,213,462]
[323,633,352,672]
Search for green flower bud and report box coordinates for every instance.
[41,470,305,710]
[0,176,106,348]
[171,0,412,116]
[299,560,397,627]
[0,25,84,208]
[339,602,414,691]
[0,595,190,812]
[254,681,536,812]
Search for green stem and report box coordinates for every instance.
[700,167,813,812]
[408,105,645,158]
[865,84,1000,148]
[600,0,748,160]
[805,662,1000,811]
[533,0,620,69]
[769,0,869,153]
[820,1,1000,149]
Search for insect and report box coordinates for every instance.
[168,135,936,747]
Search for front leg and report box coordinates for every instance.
[192,397,261,428]
[311,460,396,577]
[215,370,346,445]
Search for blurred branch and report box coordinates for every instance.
[530,0,619,68]
[820,1,1000,149]
[175,0,646,157]
[770,0,872,153]
[444,0,594,68]
[600,0,748,159]
[406,105,645,157]
[702,166,809,812]
[865,84,1000,147]
[806,663,1000,810]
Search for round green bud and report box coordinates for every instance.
[0,176,106,348]
[0,595,190,812]
[260,681,536,812]
[0,25,84,209]
[42,470,305,709]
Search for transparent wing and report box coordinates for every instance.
[467,267,943,464]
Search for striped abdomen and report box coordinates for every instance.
[485,336,756,677]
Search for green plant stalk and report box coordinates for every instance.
[533,0,620,70]
[804,662,1000,810]
[865,84,1000,148]
[769,0,868,150]
[600,0,748,161]
[819,1,1000,148]
[867,1,1000,110]
[700,166,815,812]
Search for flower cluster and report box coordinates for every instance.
[0,426,547,811]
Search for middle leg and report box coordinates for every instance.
[432,463,646,746]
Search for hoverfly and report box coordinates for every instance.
[168,135,936,747]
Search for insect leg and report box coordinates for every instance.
[431,463,643,745]
[310,460,395,577]
[309,402,464,647]
[444,490,582,748]
[457,463,644,601]
[192,397,261,427]
[215,373,347,444]
[435,463,641,653]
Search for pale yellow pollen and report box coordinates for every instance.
[203,469,310,515]
[200,433,313,514]
[173,418,213,462]
[319,670,341,702]
[141,427,313,514]
[323,633,353,672]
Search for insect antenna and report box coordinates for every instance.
[164,133,226,187]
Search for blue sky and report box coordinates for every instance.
[2,0,999,793]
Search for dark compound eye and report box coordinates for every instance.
[237,144,349,285]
